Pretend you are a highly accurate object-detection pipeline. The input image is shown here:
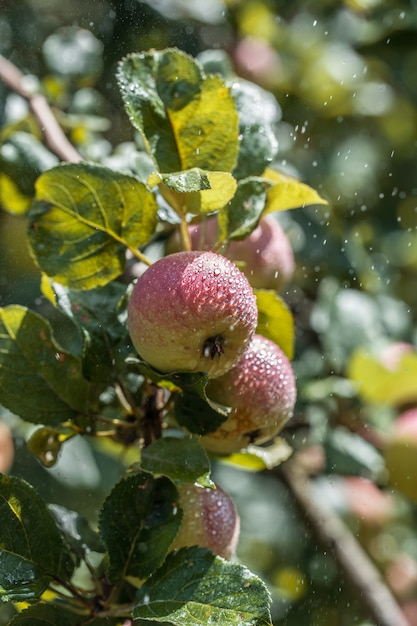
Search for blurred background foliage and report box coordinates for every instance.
[1,0,417,625]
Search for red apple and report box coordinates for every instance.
[0,422,14,473]
[168,215,295,291]
[127,251,258,378]
[343,476,394,526]
[201,334,296,453]
[171,483,240,560]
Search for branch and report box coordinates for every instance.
[0,54,82,163]
[280,459,409,626]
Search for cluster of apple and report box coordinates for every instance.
[127,215,297,558]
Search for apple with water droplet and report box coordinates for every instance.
[171,483,240,560]
[127,251,258,378]
[201,334,297,454]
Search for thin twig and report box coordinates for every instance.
[280,460,409,626]
[0,53,82,163]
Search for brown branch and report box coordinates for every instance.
[0,54,82,163]
[280,459,409,626]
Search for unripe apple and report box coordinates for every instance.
[385,409,417,503]
[166,215,295,291]
[171,483,240,560]
[127,251,258,378]
[0,421,14,473]
[201,334,296,454]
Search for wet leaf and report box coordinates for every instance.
[117,49,239,173]
[28,162,158,290]
[218,177,270,241]
[9,604,82,626]
[255,289,295,360]
[263,168,328,211]
[133,546,272,625]
[0,305,90,425]
[141,436,213,486]
[98,471,181,582]
[0,475,74,602]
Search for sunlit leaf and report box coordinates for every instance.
[117,49,239,173]
[347,348,417,406]
[221,437,293,471]
[27,427,75,467]
[98,471,181,582]
[0,305,90,425]
[0,475,74,602]
[28,163,158,290]
[141,436,213,486]
[263,167,328,211]
[133,546,272,625]
[255,289,295,360]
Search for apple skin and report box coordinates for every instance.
[0,422,14,473]
[385,408,417,503]
[200,334,296,454]
[171,483,240,560]
[167,215,295,291]
[127,251,258,378]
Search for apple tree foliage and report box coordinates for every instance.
[0,47,327,625]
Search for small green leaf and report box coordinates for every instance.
[28,162,158,290]
[48,504,105,556]
[133,546,272,625]
[141,436,212,486]
[149,168,237,215]
[255,289,295,360]
[218,177,270,241]
[117,49,239,173]
[263,167,328,211]
[0,475,74,602]
[9,603,82,626]
[347,348,417,406]
[0,305,90,425]
[98,471,181,582]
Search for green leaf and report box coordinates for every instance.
[117,49,239,173]
[44,280,131,382]
[347,348,417,406]
[141,436,212,486]
[28,162,158,290]
[0,474,74,602]
[255,290,295,360]
[48,504,105,556]
[0,305,90,425]
[0,132,59,215]
[98,471,181,582]
[9,603,82,626]
[218,177,270,241]
[231,81,280,180]
[263,167,328,212]
[148,168,237,215]
[133,546,272,625]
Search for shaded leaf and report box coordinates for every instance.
[347,348,417,406]
[28,162,158,290]
[9,603,81,626]
[141,436,213,486]
[263,168,328,211]
[48,504,105,556]
[133,546,272,625]
[218,177,270,241]
[324,427,385,481]
[117,49,239,173]
[255,289,295,360]
[148,168,237,215]
[0,305,90,425]
[98,471,181,582]
[0,475,74,602]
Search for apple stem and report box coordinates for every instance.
[179,212,192,252]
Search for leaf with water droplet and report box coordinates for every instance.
[218,177,270,241]
[255,290,295,360]
[117,49,239,174]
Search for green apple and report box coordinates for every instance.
[201,334,296,453]
[127,251,258,378]
[171,483,240,560]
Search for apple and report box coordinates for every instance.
[167,215,295,291]
[200,334,296,454]
[127,251,258,378]
[385,409,417,503]
[342,476,394,526]
[0,421,14,473]
[171,483,240,560]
